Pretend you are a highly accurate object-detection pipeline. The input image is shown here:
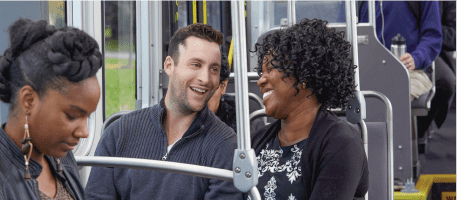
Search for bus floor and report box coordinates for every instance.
[418,99,456,180]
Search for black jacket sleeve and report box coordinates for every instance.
[440,1,456,51]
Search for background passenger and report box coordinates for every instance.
[250,18,368,199]
[207,53,265,133]
[85,23,242,199]
[0,19,102,199]
[417,1,456,138]
[358,1,443,100]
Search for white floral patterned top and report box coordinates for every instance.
[253,135,307,200]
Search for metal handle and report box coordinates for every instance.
[362,90,394,200]
[231,0,259,194]
[76,156,262,200]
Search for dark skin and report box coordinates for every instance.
[257,56,322,146]
[4,76,100,198]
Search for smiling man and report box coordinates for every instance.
[85,24,241,200]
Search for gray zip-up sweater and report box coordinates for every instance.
[85,99,243,199]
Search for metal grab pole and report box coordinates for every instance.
[75,156,233,181]
[231,0,250,152]
[231,0,259,195]
[344,1,366,125]
[287,0,296,26]
[349,1,359,91]
[345,0,360,91]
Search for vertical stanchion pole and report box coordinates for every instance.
[230,1,259,197]
[231,0,251,151]
[349,1,359,91]
[287,0,296,26]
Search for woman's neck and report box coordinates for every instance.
[279,101,321,146]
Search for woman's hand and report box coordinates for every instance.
[399,53,416,70]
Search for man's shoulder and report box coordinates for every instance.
[120,105,159,121]
[204,111,236,137]
[107,105,159,131]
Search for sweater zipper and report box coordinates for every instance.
[161,153,168,161]
[162,139,181,161]
[161,127,205,161]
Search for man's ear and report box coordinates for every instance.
[164,56,174,76]
[18,85,38,115]
[220,79,229,95]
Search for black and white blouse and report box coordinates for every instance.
[254,135,308,200]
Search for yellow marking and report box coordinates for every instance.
[442,192,456,200]
[175,1,178,22]
[394,175,456,200]
[193,1,197,24]
[228,38,234,69]
[203,1,207,24]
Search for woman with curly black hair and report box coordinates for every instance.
[250,18,368,199]
[0,19,102,199]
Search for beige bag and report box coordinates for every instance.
[409,69,432,100]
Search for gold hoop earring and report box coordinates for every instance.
[21,115,33,180]
[302,83,306,89]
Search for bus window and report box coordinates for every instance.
[205,1,221,31]
[273,1,287,26]
[177,1,188,29]
[104,1,136,119]
[48,1,66,29]
[295,1,343,23]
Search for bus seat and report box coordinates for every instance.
[350,121,389,200]
[101,110,134,135]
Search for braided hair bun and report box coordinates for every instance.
[0,19,102,108]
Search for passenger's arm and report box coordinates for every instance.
[441,1,456,51]
[410,1,442,70]
[309,124,368,200]
[85,121,120,200]
[205,135,243,200]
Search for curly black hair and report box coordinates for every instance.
[219,50,230,83]
[0,19,103,112]
[254,18,356,110]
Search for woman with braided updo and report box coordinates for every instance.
[0,19,102,200]
[249,19,368,199]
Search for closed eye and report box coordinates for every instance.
[66,113,77,121]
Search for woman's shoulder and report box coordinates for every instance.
[313,110,362,142]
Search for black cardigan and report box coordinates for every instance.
[251,106,369,199]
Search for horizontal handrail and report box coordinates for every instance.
[75,156,261,199]
[229,72,259,80]
[75,156,233,181]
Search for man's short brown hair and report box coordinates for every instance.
[168,23,224,65]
